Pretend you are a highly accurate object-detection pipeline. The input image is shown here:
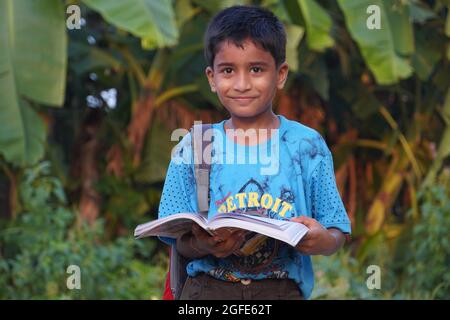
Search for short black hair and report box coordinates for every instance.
[204,5,286,68]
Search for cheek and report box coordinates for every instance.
[214,78,232,94]
[254,77,276,96]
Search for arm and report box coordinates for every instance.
[299,139,351,255]
[291,216,346,256]
[176,224,247,259]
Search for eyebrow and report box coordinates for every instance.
[216,61,270,67]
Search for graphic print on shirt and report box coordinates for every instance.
[211,178,296,276]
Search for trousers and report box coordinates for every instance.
[179,273,304,300]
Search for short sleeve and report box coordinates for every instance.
[157,134,197,245]
[309,150,351,234]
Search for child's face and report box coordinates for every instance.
[205,39,288,119]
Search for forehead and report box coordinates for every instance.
[214,39,275,67]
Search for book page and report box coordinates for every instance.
[207,213,309,247]
[134,213,207,239]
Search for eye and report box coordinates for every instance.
[222,67,233,74]
[250,66,263,73]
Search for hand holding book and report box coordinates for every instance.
[190,224,247,258]
[291,216,346,256]
[134,211,309,249]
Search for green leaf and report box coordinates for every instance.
[281,0,305,26]
[0,99,46,167]
[408,1,436,24]
[297,0,334,52]
[285,24,304,72]
[0,0,67,106]
[190,0,250,13]
[337,0,413,84]
[134,118,177,184]
[68,42,123,75]
[83,0,179,49]
[0,0,64,166]
[411,30,441,80]
[175,0,200,28]
[386,2,414,56]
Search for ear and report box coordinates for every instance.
[205,66,216,92]
[276,62,289,90]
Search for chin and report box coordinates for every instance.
[227,107,265,119]
[232,111,258,118]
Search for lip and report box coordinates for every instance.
[231,96,257,100]
[230,96,257,106]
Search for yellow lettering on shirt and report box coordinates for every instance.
[279,202,293,217]
[235,193,247,208]
[260,193,273,209]
[272,198,282,212]
[247,192,260,207]
[226,196,237,212]
[216,192,294,217]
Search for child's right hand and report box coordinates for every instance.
[191,224,247,258]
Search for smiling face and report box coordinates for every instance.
[205,39,289,119]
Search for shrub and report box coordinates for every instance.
[0,162,167,299]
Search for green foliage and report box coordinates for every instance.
[0,0,448,300]
[0,162,167,299]
[83,0,179,49]
[312,175,450,299]
[337,0,414,84]
[392,181,450,299]
[296,0,334,52]
[0,0,66,166]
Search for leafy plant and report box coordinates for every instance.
[0,162,167,299]
[312,172,450,300]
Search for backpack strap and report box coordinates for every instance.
[190,123,212,216]
[170,123,212,300]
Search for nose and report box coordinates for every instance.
[233,71,251,92]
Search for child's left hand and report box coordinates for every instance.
[290,216,343,256]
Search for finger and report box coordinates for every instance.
[291,216,315,228]
[302,227,319,240]
[297,238,314,248]
[296,246,312,255]
[296,242,313,254]
[290,216,308,224]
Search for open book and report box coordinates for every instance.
[134,212,309,249]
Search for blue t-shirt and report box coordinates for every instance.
[158,114,351,299]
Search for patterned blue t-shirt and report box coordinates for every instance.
[158,114,351,299]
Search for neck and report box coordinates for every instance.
[225,109,279,131]
[224,108,280,146]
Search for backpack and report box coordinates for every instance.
[165,123,212,300]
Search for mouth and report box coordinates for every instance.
[230,96,258,105]
[231,96,257,100]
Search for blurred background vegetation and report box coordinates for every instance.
[0,0,449,299]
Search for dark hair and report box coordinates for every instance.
[204,5,286,68]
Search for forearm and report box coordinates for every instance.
[175,232,209,259]
[322,228,346,256]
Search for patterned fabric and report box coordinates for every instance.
[158,115,351,299]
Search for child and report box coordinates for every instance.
[158,5,351,300]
